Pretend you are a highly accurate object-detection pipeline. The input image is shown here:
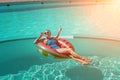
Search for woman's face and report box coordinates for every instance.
[44,30,51,38]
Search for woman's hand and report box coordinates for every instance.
[38,32,44,38]
[34,32,43,44]
[40,32,44,36]
[58,26,62,32]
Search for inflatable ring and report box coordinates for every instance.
[36,38,75,58]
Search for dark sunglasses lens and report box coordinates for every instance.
[44,32,47,34]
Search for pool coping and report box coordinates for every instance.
[0,36,119,44]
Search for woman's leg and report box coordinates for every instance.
[69,55,88,65]
[67,48,92,62]
[56,48,91,63]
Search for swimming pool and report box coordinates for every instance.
[0,38,120,80]
[0,1,120,80]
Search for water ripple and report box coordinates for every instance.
[0,56,120,80]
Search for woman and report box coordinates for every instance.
[34,27,91,65]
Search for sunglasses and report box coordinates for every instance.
[44,31,49,34]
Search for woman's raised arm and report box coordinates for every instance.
[55,26,62,38]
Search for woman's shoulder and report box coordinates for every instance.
[43,38,48,43]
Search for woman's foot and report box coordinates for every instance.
[81,61,89,65]
[83,58,92,62]
[70,55,89,65]
[76,58,89,65]
[81,58,92,62]
[74,56,92,62]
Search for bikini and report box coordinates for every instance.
[46,38,60,49]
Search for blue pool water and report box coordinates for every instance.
[0,38,120,80]
[0,2,120,80]
[0,2,99,42]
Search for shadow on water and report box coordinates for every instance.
[65,66,104,80]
